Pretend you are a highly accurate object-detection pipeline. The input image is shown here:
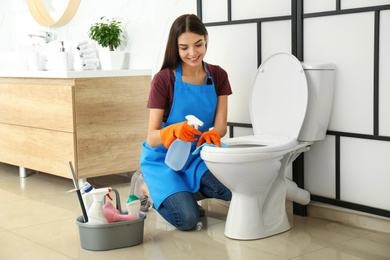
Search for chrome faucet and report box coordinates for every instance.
[28,31,53,43]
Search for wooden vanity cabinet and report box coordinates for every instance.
[0,75,150,179]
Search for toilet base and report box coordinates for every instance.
[224,191,291,240]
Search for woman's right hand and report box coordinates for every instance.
[160,121,202,149]
[196,129,221,148]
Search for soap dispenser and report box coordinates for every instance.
[58,41,68,71]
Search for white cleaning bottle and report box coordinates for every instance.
[165,115,204,171]
[86,187,112,224]
[81,182,95,212]
[126,194,141,218]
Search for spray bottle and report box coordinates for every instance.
[81,182,94,212]
[87,187,112,224]
[165,115,204,171]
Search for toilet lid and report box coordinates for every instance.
[250,53,308,139]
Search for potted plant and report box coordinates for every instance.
[89,16,127,70]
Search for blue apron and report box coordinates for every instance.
[140,62,217,209]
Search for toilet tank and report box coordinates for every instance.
[298,62,335,141]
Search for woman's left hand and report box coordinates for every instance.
[196,130,221,148]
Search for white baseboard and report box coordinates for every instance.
[307,202,390,234]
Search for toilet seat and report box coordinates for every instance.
[201,135,297,163]
[216,135,295,152]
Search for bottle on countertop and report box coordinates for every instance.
[58,41,68,71]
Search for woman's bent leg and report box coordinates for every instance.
[157,191,199,231]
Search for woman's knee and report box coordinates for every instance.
[158,192,200,231]
[175,211,199,231]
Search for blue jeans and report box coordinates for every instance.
[156,170,232,231]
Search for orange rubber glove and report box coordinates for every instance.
[196,129,221,148]
[160,121,202,149]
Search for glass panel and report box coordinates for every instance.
[261,20,291,63]
[304,136,336,198]
[379,10,390,136]
[341,137,390,211]
[234,127,254,137]
[202,0,228,23]
[231,0,290,20]
[304,13,374,134]
[342,0,390,9]
[206,24,258,124]
[304,0,336,13]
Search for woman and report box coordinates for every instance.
[131,14,232,231]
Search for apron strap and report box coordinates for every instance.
[175,61,214,85]
[175,62,182,83]
[204,63,214,85]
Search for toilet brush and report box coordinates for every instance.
[68,161,88,223]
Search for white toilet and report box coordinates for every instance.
[201,52,335,240]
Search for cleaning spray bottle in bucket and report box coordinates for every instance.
[87,187,112,224]
[126,194,140,218]
[165,115,203,171]
[81,182,95,212]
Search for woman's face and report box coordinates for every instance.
[177,32,207,69]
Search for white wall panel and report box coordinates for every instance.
[340,137,390,210]
[206,24,258,124]
[0,1,14,51]
[342,0,390,9]
[379,10,390,136]
[304,13,375,135]
[261,20,291,63]
[304,0,336,14]
[222,127,253,141]
[304,136,336,198]
[202,0,228,23]
[233,127,254,137]
[231,0,290,20]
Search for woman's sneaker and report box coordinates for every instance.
[130,170,152,212]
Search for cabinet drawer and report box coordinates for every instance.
[0,123,76,178]
[0,83,74,132]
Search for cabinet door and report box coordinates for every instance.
[74,76,150,178]
[0,124,76,178]
[0,81,74,132]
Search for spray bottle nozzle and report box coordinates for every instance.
[89,187,113,202]
[106,188,113,201]
[185,115,204,130]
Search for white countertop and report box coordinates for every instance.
[0,69,152,78]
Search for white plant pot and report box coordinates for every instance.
[99,51,126,70]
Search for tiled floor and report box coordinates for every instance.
[0,163,389,260]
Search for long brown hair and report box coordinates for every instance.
[160,14,208,71]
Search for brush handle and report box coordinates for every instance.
[77,189,88,223]
[68,161,89,223]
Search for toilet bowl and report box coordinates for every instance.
[201,53,335,240]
